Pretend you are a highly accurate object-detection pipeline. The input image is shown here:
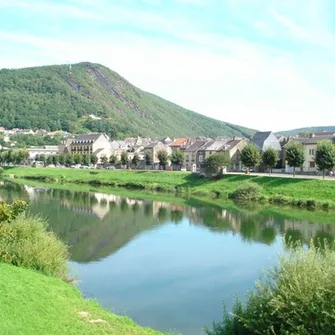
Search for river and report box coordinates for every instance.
[1,181,334,335]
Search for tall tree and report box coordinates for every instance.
[120,151,128,167]
[157,149,169,170]
[262,148,279,173]
[132,153,140,168]
[73,153,82,165]
[52,154,59,166]
[65,154,74,166]
[109,154,117,165]
[286,141,305,176]
[58,153,65,165]
[315,140,335,179]
[46,155,53,165]
[17,149,29,165]
[240,143,261,172]
[82,154,90,166]
[145,151,152,167]
[203,152,231,175]
[90,155,98,165]
[170,149,185,170]
[39,154,46,164]
[100,155,108,165]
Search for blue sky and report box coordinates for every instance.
[0,0,334,131]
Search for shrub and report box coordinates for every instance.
[0,200,28,223]
[0,167,3,174]
[269,195,293,205]
[0,215,68,279]
[229,182,263,201]
[205,241,335,335]
[306,199,316,208]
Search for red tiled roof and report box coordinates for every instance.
[170,138,188,147]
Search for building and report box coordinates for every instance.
[183,140,207,171]
[169,138,190,151]
[69,133,111,163]
[251,131,282,152]
[251,131,282,171]
[196,140,230,167]
[224,139,248,171]
[27,145,59,160]
[144,141,172,169]
[110,140,129,160]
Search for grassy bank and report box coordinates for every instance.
[0,263,163,335]
[4,167,335,209]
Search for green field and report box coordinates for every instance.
[0,263,164,335]
[4,167,335,209]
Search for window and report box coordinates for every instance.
[199,155,203,162]
[310,161,315,168]
[309,149,315,156]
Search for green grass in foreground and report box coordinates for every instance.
[4,167,335,208]
[0,262,164,335]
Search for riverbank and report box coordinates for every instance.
[0,263,164,335]
[4,167,335,209]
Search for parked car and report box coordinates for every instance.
[105,166,116,170]
[242,167,254,172]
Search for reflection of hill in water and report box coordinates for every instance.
[1,182,335,263]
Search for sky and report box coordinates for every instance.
[0,0,334,132]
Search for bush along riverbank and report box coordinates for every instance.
[205,240,335,335]
[0,200,165,335]
[4,167,335,210]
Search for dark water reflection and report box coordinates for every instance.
[1,181,335,334]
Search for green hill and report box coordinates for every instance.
[277,126,335,137]
[0,62,255,138]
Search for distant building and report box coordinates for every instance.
[144,141,172,169]
[69,133,111,163]
[169,138,190,151]
[251,131,282,152]
[183,140,207,171]
[27,146,59,160]
[251,131,282,171]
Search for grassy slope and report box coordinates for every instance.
[0,62,254,138]
[5,167,335,203]
[0,263,163,335]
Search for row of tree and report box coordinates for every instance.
[0,149,29,165]
[239,140,335,178]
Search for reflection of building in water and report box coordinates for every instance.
[152,201,171,218]
[283,220,335,242]
[93,192,143,207]
[60,200,109,219]
[23,185,49,201]
[60,191,145,220]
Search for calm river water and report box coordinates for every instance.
[1,181,334,335]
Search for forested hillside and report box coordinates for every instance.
[0,62,255,138]
[277,126,335,137]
